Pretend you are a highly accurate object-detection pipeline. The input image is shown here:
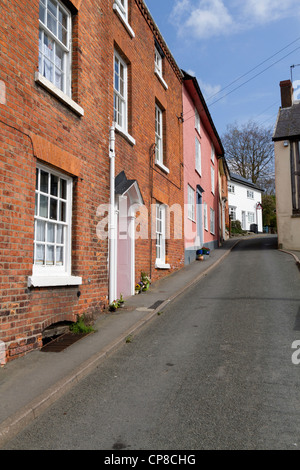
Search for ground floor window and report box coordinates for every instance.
[34,164,72,276]
[187,185,195,221]
[210,208,215,235]
[291,142,300,214]
[203,202,208,231]
[155,203,169,268]
[229,206,236,221]
[247,212,255,224]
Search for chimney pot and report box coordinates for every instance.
[280,80,293,108]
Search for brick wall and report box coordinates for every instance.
[0,0,185,361]
[0,0,112,361]
[112,0,185,285]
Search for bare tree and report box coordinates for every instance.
[222,120,274,189]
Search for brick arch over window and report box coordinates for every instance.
[40,313,78,333]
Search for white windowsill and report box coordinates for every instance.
[155,160,170,174]
[155,262,170,270]
[28,275,82,288]
[115,123,136,146]
[154,70,168,90]
[35,72,84,117]
[113,3,135,38]
[195,168,201,177]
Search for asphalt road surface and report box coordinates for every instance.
[4,236,300,450]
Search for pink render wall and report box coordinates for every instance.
[183,86,219,252]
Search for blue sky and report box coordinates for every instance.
[144,0,300,138]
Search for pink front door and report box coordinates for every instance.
[117,198,132,299]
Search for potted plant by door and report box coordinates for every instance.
[109,300,119,312]
[118,293,125,307]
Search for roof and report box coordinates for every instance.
[115,171,144,204]
[181,70,225,158]
[272,102,300,141]
[229,173,264,192]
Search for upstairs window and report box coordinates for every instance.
[155,104,163,165]
[154,40,168,89]
[211,142,215,162]
[195,108,200,134]
[228,184,235,193]
[247,190,254,199]
[195,137,201,175]
[38,0,71,96]
[211,166,215,194]
[114,0,128,21]
[113,0,135,38]
[114,51,127,132]
[155,46,162,77]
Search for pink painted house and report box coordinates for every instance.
[182,71,225,264]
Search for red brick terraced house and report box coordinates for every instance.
[0,0,184,362]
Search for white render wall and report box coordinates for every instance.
[228,181,263,232]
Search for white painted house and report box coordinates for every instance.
[228,173,264,232]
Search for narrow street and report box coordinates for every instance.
[4,236,300,450]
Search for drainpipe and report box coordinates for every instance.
[109,123,116,304]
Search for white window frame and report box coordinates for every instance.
[155,104,163,164]
[155,104,169,173]
[154,46,168,90]
[195,137,201,175]
[210,208,215,235]
[114,51,127,133]
[204,202,208,231]
[228,184,235,193]
[211,142,215,163]
[187,185,195,221]
[155,46,162,77]
[155,203,170,269]
[113,51,135,145]
[38,0,72,97]
[211,166,215,194]
[229,206,236,221]
[28,163,81,287]
[247,190,254,199]
[195,108,200,134]
[114,0,128,21]
[113,0,135,38]
[248,212,255,224]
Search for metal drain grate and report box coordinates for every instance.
[149,300,165,310]
[41,332,90,352]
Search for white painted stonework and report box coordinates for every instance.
[228,174,263,232]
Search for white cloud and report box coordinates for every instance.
[170,0,300,40]
[198,79,221,101]
[242,0,300,23]
[186,69,196,77]
[171,0,234,39]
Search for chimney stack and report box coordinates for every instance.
[280,80,293,108]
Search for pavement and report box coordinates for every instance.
[0,234,298,448]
